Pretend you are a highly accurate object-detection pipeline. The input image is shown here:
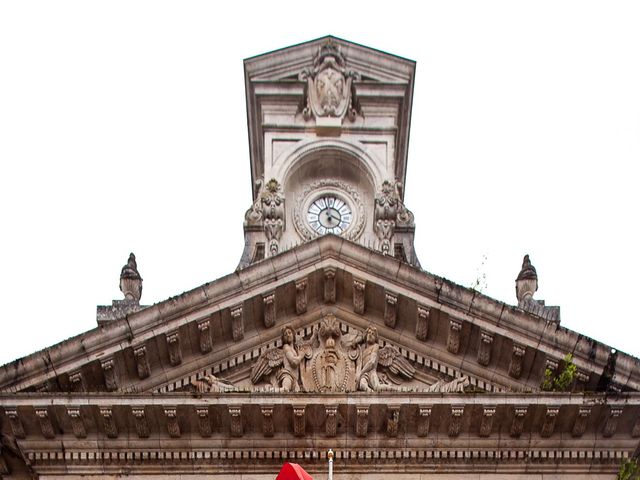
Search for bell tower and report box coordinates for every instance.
[239,36,419,268]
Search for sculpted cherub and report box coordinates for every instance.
[354,325,416,392]
[251,325,311,392]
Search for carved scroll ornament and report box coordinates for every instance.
[374,180,415,255]
[244,178,285,255]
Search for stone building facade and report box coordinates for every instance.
[1,36,639,480]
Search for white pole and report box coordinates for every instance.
[328,449,334,480]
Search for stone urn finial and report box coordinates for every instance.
[515,254,538,302]
[119,253,142,302]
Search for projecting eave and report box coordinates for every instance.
[1,235,637,397]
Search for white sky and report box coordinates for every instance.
[1,1,639,365]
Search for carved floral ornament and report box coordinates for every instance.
[299,41,361,125]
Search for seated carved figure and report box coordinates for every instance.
[354,325,415,392]
[251,325,310,392]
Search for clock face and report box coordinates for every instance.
[306,196,352,235]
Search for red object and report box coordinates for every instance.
[275,462,314,480]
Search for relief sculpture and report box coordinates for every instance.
[251,325,312,392]
[251,315,429,393]
[353,325,415,392]
[299,41,361,124]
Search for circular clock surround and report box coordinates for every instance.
[294,179,365,241]
[307,195,352,235]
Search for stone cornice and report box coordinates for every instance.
[2,391,639,406]
[1,236,638,395]
[2,392,639,476]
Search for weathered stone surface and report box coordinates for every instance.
[0,36,639,480]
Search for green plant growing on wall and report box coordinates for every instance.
[617,458,640,480]
[469,254,488,293]
[541,353,577,392]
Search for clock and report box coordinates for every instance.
[306,196,352,235]
[293,179,365,241]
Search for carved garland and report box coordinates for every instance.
[293,179,366,242]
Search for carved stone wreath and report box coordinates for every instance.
[293,179,366,241]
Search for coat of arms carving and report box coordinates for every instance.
[251,315,422,393]
[299,41,361,127]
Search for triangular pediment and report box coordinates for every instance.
[2,236,638,397]
[244,35,415,84]
[151,311,480,395]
